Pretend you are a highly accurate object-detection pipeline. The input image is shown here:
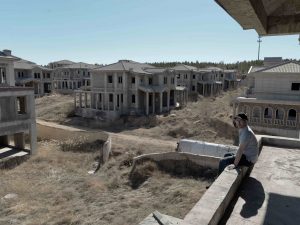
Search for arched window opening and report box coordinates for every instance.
[264,107,272,119]
[275,109,284,120]
[288,109,297,121]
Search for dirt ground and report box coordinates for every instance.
[0,140,212,225]
[0,89,243,225]
[36,89,243,145]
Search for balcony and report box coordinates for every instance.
[274,119,285,126]
[287,120,297,128]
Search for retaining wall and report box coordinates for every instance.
[36,119,109,142]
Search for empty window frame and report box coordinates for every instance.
[17,96,27,115]
[132,94,136,103]
[109,94,113,102]
[164,77,167,84]
[291,83,300,91]
[149,77,153,85]
[108,75,113,84]
[131,77,135,84]
[118,76,123,84]
[288,109,297,120]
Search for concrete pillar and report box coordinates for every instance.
[152,92,155,114]
[104,73,107,92]
[135,91,138,110]
[114,73,117,90]
[79,93,82,107]
[102,93,104,110]
[113,93,116,111]
[84,93,87,108]
[96,93,99,109]
[74,92,77,108]
[159,92,163,113]
[90,93,93,109]
[0,135,9,146]
[29,95,37,155]
[146,92,149,115]
[14,133,25,149]
[167,91,170,110]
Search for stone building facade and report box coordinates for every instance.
[52,62,98,94]
[0,50,37,155]
[234,61,300,138]
[75,60,187,121]
[48,59,75,69]
[14,59,53,97]
[173,64,237,97]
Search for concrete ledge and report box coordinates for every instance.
[132,152,221,172]
[180,167,248,225]
[178,135,300,225]
[259,135,300,149]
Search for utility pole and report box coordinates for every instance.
[257,36,262,60]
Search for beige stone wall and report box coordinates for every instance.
[237,101,300,133]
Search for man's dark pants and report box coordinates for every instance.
[218,153,253,174]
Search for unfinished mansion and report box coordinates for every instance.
[234,58,300,138]
[74,60,188,120]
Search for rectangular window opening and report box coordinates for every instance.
[17,96,26,115]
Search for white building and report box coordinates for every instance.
[234,60,300,138]
[75,60,187,121]
[0,50,37,156]
[14,59,53,97]
[53,62,98,94]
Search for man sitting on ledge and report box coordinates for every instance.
[218,113,259,174]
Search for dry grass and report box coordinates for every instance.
[13,89,244,224]
[0,140,211,225]
[36,89,243,145]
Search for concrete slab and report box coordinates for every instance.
[139,211,183,225]
[225,146,300,225]
[0,147,28,159]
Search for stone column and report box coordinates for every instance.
[113,93,116,111]
[79,93,82,108]
[96,93,99,109]
[159,92,163,113]
[146,92,149,115]
[29,94,37,155]
[102,93,104,110]
[167,91,170,110]
[152,92,155,114]
[90,93,93,109]
[14,133,25,149]
[74,92,77,108]
[84,92,87,108]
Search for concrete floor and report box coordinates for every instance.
[225,146,300,225]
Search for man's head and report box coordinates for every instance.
[233,113,248,129]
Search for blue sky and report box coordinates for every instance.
[1,0,299,65]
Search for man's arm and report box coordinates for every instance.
[234,143,246,166]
